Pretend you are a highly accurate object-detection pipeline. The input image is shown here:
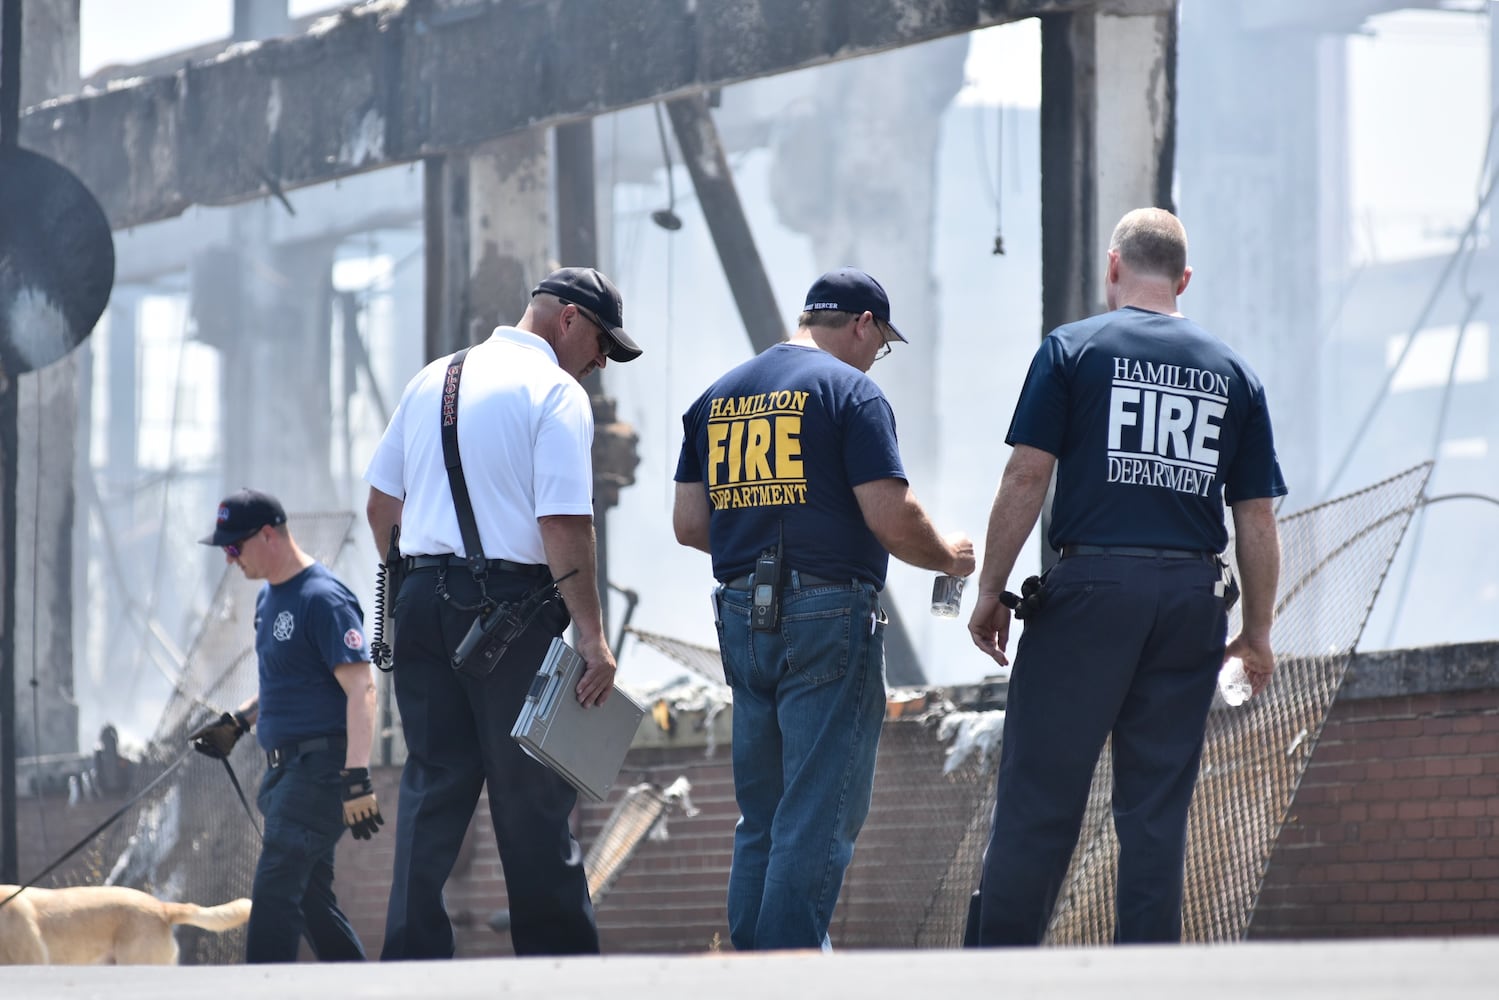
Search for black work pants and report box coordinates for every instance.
[380,566,599,959]
[975,552,1227,946]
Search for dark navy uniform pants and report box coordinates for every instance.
[247,743,365,963]
[381,566,599,959]
[975,551,1228,945]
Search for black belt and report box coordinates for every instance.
[404,554,550,578]
[722,571,851,590]
[1061,545,1214,562]
[267,735,345,769]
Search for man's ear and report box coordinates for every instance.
[1177,265,1193,297]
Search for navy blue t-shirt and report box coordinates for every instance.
[252,562,368,751]
[1007,306,1287,553]
[675,342,905,588]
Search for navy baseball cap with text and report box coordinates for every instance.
[802,267,908,343]
[199,488,287,547]
[532,267,643,363]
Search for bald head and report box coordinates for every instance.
[1109,208,1188,282]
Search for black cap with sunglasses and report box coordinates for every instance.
[199,488,287,547]
[531,267,643,363]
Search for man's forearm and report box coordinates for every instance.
[977,445,1054,594]
[538,514,607,643]
[345,681,376,770]
[853,479,963,573]
[1231,498,1281,640]
[366,487,404,558]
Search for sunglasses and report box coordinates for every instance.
[564,301,614,358]
[223,532,256,559]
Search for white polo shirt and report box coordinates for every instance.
[363,326,595,564]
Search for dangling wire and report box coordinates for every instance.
[992,103,1006,256]
[27,371,50,854]
[973,100,1006,255]
[651,103,683,232]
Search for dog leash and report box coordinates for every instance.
[217,756,263,842]
[0,748,193,913]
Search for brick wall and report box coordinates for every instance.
[1250,687,1499,938]
[332,717,989,956]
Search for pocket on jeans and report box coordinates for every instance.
[782,604,852,685]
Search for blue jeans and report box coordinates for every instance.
[715,576,887,951]
[246,744,366,963]
[975,553,1227,946]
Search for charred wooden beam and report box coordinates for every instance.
[665,94,785,353]
[19,0,1103,231]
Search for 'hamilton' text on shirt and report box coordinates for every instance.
[706,391,810,510]
[1105,356,1230,498]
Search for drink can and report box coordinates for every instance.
[931,574,965,618]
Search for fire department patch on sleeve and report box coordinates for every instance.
[344,628,364,650]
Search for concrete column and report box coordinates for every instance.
[1040,2,1176,332]
[424,129,551,359]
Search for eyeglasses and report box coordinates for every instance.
[873,320,897,362]
[564,301,613,358]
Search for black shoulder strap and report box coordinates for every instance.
[439,347,486,577]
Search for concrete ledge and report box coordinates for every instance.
[1342,640,1499,700]
[5,937,1498,999]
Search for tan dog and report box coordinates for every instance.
[0,884,251,965]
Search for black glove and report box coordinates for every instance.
[189,711,248,759]
[341,767,384,840]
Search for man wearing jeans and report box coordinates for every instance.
[673,267,973,950]
[190,488,381,963]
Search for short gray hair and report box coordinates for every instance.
[1110,208,1188,280]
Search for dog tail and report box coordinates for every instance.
[165,898,252,933]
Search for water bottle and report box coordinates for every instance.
[931,574,965,618]
[1218,656,1252,706]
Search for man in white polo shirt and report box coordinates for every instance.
[364,267,642,959]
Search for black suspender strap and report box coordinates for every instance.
[438,347,488,578]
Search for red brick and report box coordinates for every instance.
[1396,801,1428,821]
[1338,803,1368,823]
[1422,757,1456,778]
[1394,758,1428,779]
[1467,733,1499,754]
[1395,882,1426,902]
[1429,796,1461,817]
[1411,901,1444,922]
[1454,840,1487,860]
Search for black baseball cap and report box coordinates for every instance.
[802,267,908,343]
[199,488,287,547]
[531,267,642,363]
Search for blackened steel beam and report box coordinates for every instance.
[19,0,1103,231]
[665,94,785,352]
